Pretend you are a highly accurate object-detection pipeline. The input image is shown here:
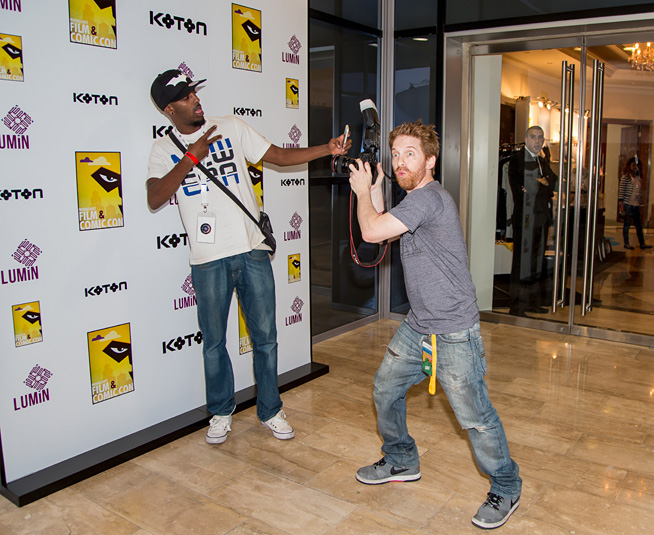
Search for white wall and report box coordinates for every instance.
[469,55,502,311]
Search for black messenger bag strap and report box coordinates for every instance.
[167,130,260,228]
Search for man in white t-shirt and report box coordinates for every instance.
[147,69,349,444]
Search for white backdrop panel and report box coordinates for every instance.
[0,0,310,482]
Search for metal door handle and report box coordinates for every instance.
[581,60,604,315]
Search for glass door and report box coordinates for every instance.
[470,34,654,345]
[570,39,654,341]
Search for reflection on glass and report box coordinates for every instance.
[310,0,380,29]
[391,36,437,315]
[309,19,379,335]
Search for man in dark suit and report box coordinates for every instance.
[508,126,557,316]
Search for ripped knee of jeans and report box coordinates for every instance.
[463,423,489,433]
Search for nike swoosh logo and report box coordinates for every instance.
[389,467,409,475]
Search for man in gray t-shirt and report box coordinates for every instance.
[348,121,522,530]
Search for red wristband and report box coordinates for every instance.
[185,152,199,166]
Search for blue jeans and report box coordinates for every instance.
[623,204,645,247]
[374,320,522,500]
[191,249,282,422]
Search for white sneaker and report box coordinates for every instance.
[206,415,231,444]
[261,410,295,440]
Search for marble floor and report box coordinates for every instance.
[2,319,654,534]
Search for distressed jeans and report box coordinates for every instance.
[374,319,522,499]
[191,249,282,422]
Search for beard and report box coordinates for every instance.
[191,116,206,128]
[395,166,427,192]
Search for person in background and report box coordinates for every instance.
[618,156,652,250]
[507,126,558,316]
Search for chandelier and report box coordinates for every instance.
[628,42,654,71]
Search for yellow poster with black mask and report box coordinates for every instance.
[0,33,23,82]
[232,4,262,72]
[238,299,253,355]
[88,323,134,404]
[12,301,43,347]
[247,160,264,209]
[76,152,124,231]
[286,78,299,109]
[68,0,117,49]
[288,254,301,283]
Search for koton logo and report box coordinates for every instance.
[282,34,301,65]
[157,232,189,249]
[85,281,127,297]
[153,125,173,139]
[1,105,31,150]
[280,178,305,187]
[14,365,53,411]
[2,239,40,286]
[174,274,197,311]
[233,107,262,117]
[162,331,203,354]
[73,92,118,106]
[283,124,301,149]
[1,188,43,201]
[284,212,302,242]
[285,296,304,326]
[150,11,207,36]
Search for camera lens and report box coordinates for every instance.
[331,155,357,175]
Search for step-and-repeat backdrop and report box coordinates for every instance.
[1,0,310,483]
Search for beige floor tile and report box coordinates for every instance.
[131,439,251,494]
[569,435,654,477]
[308,352,378,384]
[225,518,291,535]
[602,398,654,425]
[501,376,608,411]
[305,459,454,528]
[72,461,154,502]
[419,493,589,535]
[616,473,654,512]
[101,474,246,535]
[216,424,342,484]
[414,450,492,499]
[284,375,375,408]
[0,488,141,535]
[509,442,626,498]
[300,421,386,464]
[323,508,429,535]
[209,468,355,535]
[525,485,654,534]
[287,392,378,432]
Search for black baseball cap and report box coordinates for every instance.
[151,69,206,111]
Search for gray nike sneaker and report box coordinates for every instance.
[356,458,421,485]
[472,492,520,529]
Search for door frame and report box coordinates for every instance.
[444,13,654,347]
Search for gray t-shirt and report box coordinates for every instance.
[390,180,479,335]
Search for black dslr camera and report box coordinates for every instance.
[331,99,381,184]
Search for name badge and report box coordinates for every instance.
[197,212,216,244]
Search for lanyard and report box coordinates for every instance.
[179,128,210,212]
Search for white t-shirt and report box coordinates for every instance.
[148,116,272,265]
